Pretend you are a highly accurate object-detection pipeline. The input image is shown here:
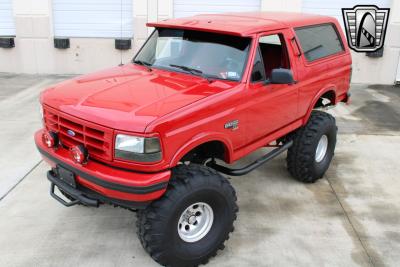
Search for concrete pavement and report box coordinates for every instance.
[0,73,69,200]
[0,75,399,266]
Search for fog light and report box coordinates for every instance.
[42,131,58,148]
[70,145,88,164]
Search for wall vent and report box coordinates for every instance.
[115,39,131,50]
[0,38,15,48]
[54,38,70,49]
[366,47,384,58]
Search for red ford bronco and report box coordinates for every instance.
[35,12,351,267]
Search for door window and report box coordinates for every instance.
[251,48,266,82]
[251,33,290,81]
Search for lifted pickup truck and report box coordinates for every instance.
[35,12,351,267]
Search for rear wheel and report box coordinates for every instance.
[137,164,238,267]
[287,110,337,183]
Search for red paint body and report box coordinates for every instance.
[35,12,352,205]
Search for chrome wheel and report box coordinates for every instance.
[315,135,328,163]
[177,202,214,243]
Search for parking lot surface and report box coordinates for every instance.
[0,74,399,267]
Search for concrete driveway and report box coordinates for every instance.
[0,74,399,267]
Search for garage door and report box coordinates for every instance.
[53,0,133,38]
[174,0,261,18]
[302,0,392,29]
[0,0,15,36]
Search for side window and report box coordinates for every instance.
[259,35,281,45]
[251,48,266,82]
[295,24,344,62]
[257,34,290,79]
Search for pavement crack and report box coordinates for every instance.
[326,177,376,267]
[0,160,42,202]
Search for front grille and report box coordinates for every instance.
[43,105,113,162]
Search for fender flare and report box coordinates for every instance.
[170,132,234,167]
[303,86,337,124]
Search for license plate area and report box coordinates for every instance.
[56,165,76,188]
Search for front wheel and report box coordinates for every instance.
[287,110,337,183]
[137,164,238,267]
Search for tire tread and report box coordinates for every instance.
[137,164,238,267]
[287,110,336,183]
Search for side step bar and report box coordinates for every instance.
[206,141,293,176]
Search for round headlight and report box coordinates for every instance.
[42,131,58,148]
[70,145,88,164]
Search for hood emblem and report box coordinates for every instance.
[67,129,76,137]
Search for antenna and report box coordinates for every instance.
[119,0,123,66]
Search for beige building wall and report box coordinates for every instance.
[261,0,302,12]
[0,0,399,84]
[351,0,400,84]
[0,0,156,75]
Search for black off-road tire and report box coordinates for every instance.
[287,110,337,183]
[136,164,238,267]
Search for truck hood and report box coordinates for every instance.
[42,64,237,132]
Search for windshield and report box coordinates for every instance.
[134,28,251,81]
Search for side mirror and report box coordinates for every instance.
[270,68,295,84]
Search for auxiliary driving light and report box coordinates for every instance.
[42,131,58,148]
[70,145,88,164]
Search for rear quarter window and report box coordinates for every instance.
[295,24,344,62]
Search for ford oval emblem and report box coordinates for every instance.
[67,129,76,137]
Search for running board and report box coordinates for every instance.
[206,141,293,176]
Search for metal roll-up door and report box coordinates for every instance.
[174,0,261,18]
[0,0,15,36]
[53,0,133,38]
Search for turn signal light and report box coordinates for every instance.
[42,131,58,148]
[70,145,88,164]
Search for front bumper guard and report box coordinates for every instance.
[47,170,151,209]
[48,170,99,207]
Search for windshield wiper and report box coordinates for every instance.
[134,59,153,71]
[169,64,212,83]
